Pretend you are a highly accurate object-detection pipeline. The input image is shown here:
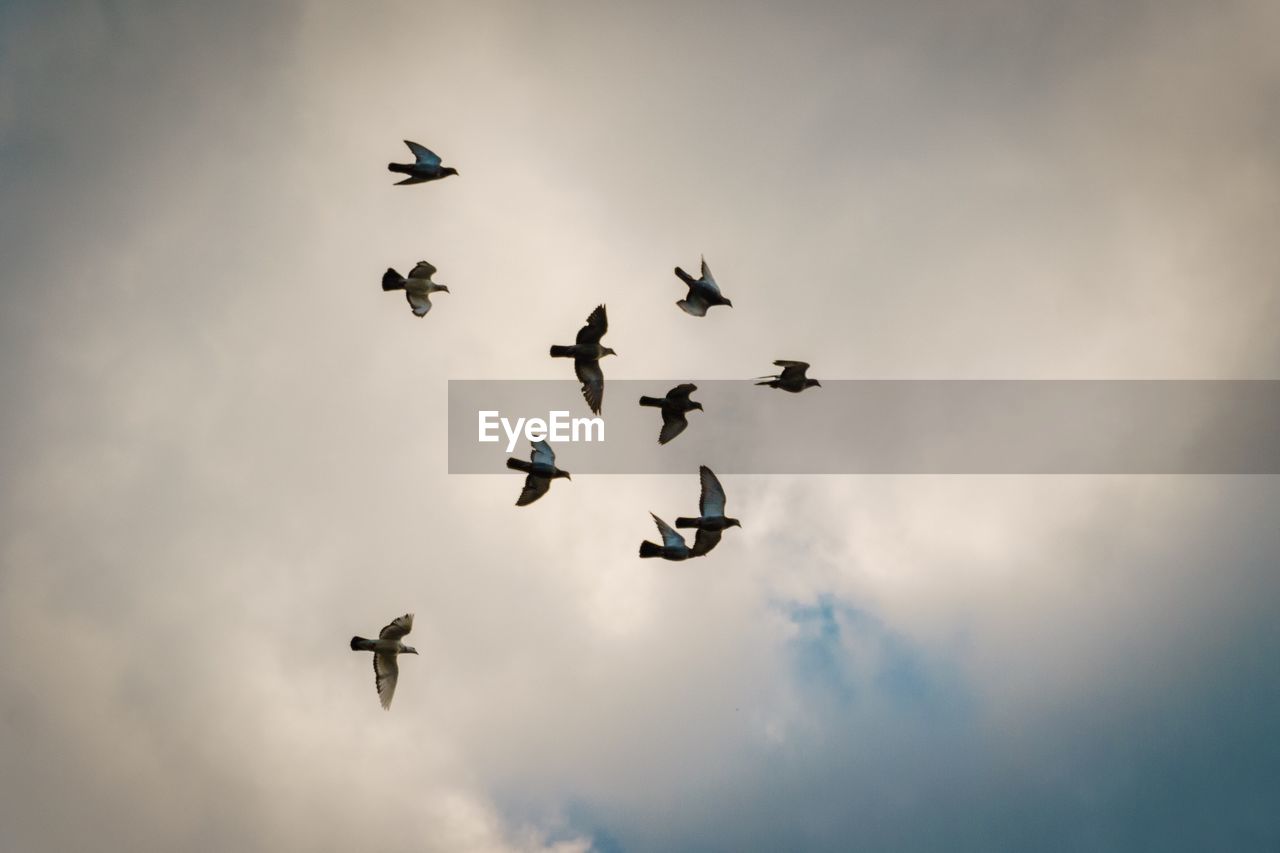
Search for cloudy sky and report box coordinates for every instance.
[1,1,1278,850]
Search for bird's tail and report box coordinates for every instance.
[638,396,665,407]
[674,266,698,286]
[639,541,664,558]
[387,162,413,175]
[675,517,701,528]
[350,636,375,651]
[506,458,533,473]
[382,268,405,291]
[549,345,576,358]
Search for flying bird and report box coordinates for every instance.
[674,256,733,316]
[381,261,450,317]
[638,383,703,444]
[506,439,571,506]
[756,360,821,393]
[549,304,615,414]
[350,613,418,710]
[638,513,691,561]
[387,140,459,185]
[675,465,742,557]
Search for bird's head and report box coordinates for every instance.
[437,285,451,293]
[807,379,822,389]
[728,517,743,529]
[603,347,618,358]
[555,469,573,481]
[443,167,459,177]
[724,298,734,308]
[402,646,419,655]
[692,402,705,412]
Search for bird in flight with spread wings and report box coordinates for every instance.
[638,383,703,445]
[549,304,616,415]
[387,140,459,186]
[676,465,742,557]
[350,613,419,710]
[638,512,692,561]
[673,256,733,316]
[756,360,821,393]
[382,260,450,317]
[506,439,572,506]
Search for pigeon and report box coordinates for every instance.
[756,360,821,393]
[549,304,616,415]
[638,383,703,444]
[381,261,450,317]
[674,256,733,316]
[350,613,418,710]
[638,513,691,560]
[675,465,742,557]
[506,439,571,506]
[387,140,459,185]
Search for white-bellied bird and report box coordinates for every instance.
[675,465,742,557]
[387,140,458,185]
[638,383,703,444]
[506,439,572,506]
[674,256,733,316]
[549,304,615,415]
[381,261,450,317]
[350,613,418,710]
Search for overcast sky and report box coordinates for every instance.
[2,2,1278,851]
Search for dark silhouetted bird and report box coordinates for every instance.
[350,613,418,710]
[675,465,742,557]
[756,360,821,393]
[674,256,733,316]
[638,513,691,560]
[381,261,449,317]
[506,439,571,506]
[549,304,615,414]
[638,383,703,444]
[388,140,458,185]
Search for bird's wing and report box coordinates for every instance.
[394,175,429,186]
[699,465,727,517]
[575,304,608,345]
[516,474,550,506]
[404,140,442,166]
[379,613,414,640]
[677,293,709,316]
[408,260,437,281]
[374,652,399,710]
[530,439,555,467]
[773,360,810,368]
[668,383,697,401]
[651,513,686,549]
[776,361,810,382]
[691,527,722,557]
[575,359,604,414]
[406,291,433,316]
[658,410,688,445]
[699,257,722,295]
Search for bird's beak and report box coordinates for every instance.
[439,285,451,293]
[815,381,822,388]
[725,299,734,308]
[565,473,573,481]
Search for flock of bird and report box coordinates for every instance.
[352,140,821,709]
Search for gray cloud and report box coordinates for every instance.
[2,1,1278,851]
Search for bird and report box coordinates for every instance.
[638,383,703,444]
[674,256,733,316]
[675,465,742,557]
[638,513,691,560]
[381,261,450,317]
[350,613,419,710]
[549,304,616,414]
[506,439,571,506]
[387,140,459,185]
[756,360,821,393]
